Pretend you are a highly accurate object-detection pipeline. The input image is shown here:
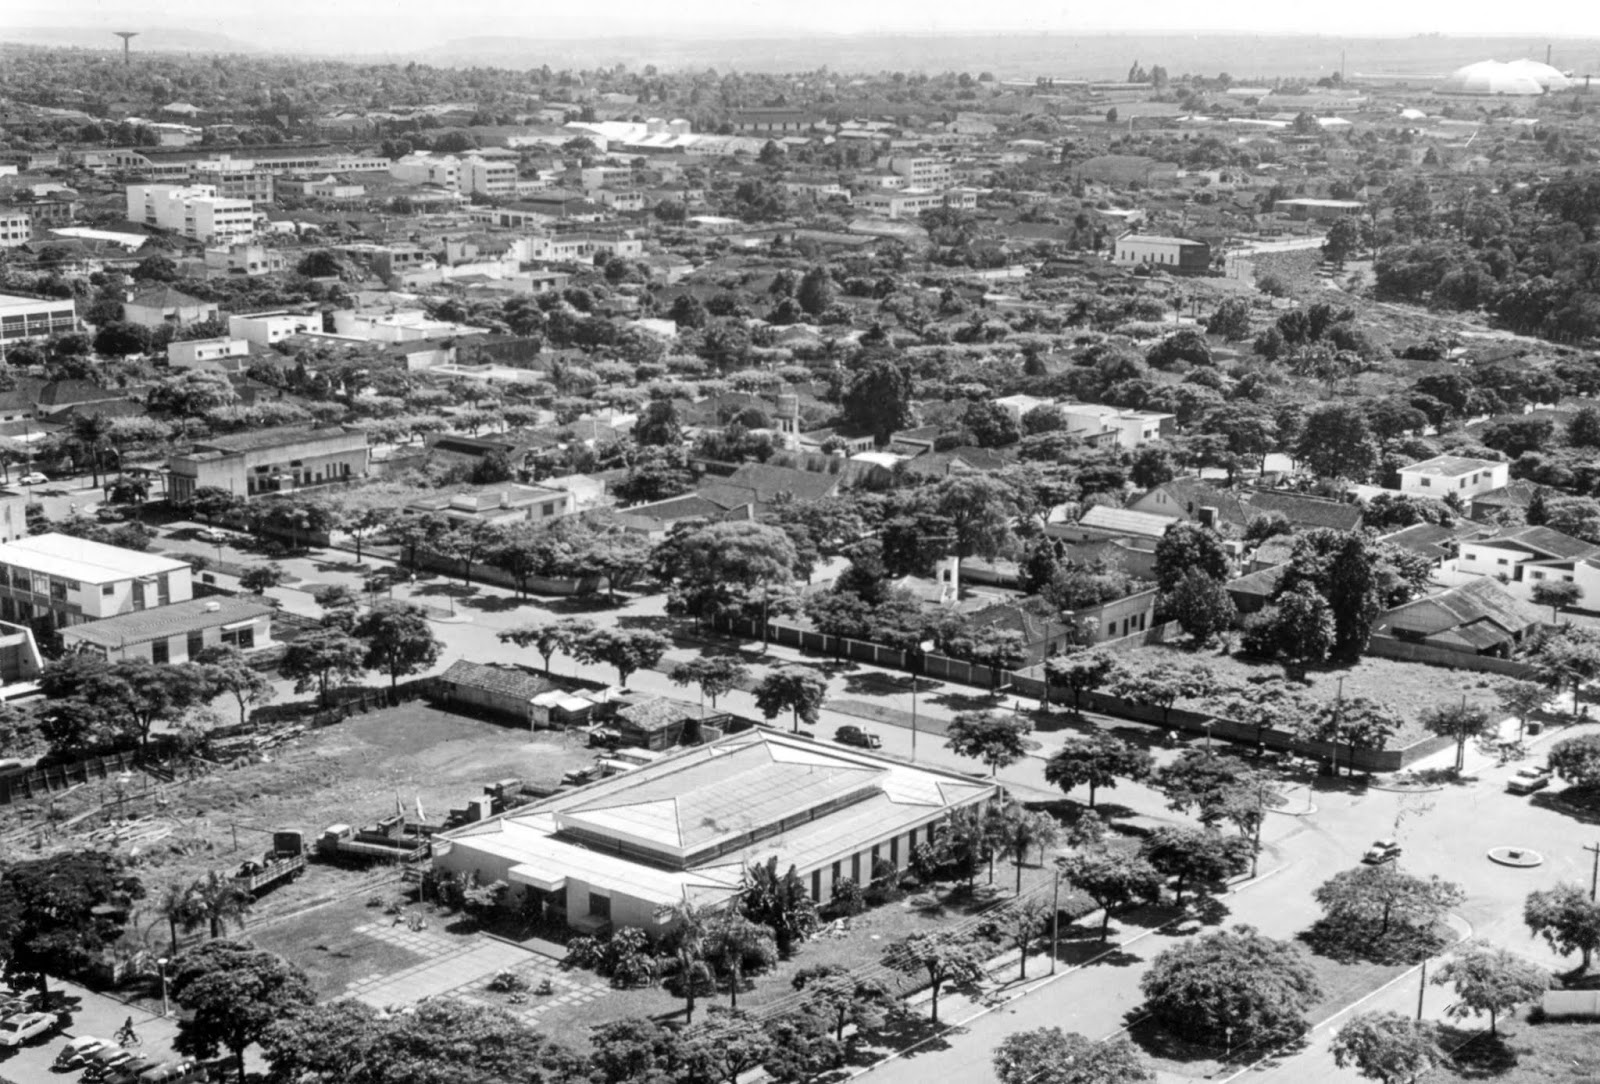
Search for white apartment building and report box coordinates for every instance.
[390,153,461,191]
[125,184,256,243]
[0,533,192,629]
[462,156,519,197]
[0,210,30,249]
[1398,455,1510,500]
[855,187,976,219]
[594,189,644,212]
[882,156,954,188]
[229,310,320,346]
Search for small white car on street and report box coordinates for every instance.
[1361,838,1402,865]
[0,1010,57,1046]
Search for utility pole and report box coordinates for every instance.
[1049,867,1061,975]
[1417,955,1428,1021]
[1585,840,1600,901]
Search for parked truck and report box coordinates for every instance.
[317,818,430,864]
[231,830,307,894]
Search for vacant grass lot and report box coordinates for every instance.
[1437,1015,1600,1082]
[1111,642,1507,746]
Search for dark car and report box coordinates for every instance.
[834,725,882,750]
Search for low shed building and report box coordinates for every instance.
[434,660,559,727]
[60,596,273,663]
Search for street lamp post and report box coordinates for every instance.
[1416,954,1428,1021]
[157,957,169,1017]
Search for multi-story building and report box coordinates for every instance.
[125,184,256,243]
[389,153,460,191]
[881,156,953,188]
[0,293,76,344]
[461,156,519,197]
[202,242,288,277]
[730,108,823,135]
[25,198,79,232]
[405,483,574,527]
[0,532,192,630]
[192,169,276,206]
[0,210,30,249]
[275,174,366,201]
[855,187,975,219]
[166,425,370,503]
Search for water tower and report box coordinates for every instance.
[113,32,139,66]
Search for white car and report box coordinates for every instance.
[0,1010,56,1046]
[17,472,48,486]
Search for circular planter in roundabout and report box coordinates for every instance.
[1486,846,1544,868]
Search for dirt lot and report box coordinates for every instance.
[1110,643,1508,747]
[0,705,598,926]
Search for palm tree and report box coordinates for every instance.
[156,880,201,954]
[188,870,252,939]
[68,412,116,487]
[705,912,775,1010]
[666,901,714,1024]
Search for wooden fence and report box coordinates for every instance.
[0,749,156,807]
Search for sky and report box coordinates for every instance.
[6,0,1600,52]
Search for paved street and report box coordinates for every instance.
[0,976,181,1084]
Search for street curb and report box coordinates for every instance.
[850,863,1291,1079]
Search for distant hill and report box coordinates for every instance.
[413,32,1600,81]
[4,27,1599,81]
[1,26,256,54]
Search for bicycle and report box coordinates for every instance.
[115,1020,141,1048]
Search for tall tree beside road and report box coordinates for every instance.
[1110,661,1216,727]
[1278,529,1390,661]
[1497,679,1550,741]
[654,520,798,627]
[171,940,316,1084]
[1044,650,1120,712]
[1524,883,1600,974]
[1431,942,1550,1037]
[669,656,750,710]
[752,666,828,732]
[840,357,915,445]
[0,850,143,997]
[883,932,985,1024]
[993,1027,1152,1084]
[1165,567,1238,645]
[1533,628,1600,720]
[792,965,900,1042]
[1058,848,1164,942]
[1044,732,1153,808]
[570,627,670,690]
[239,562,286,595]
[1141,925,1322,1044]
[1140,826,1252,905]
[279,627,366,706]
[1548,733,1600,786]
[1312,865,1464,960]
[434,519,505,587]
[1294,697,1402,776]
[945,710,1034,775]
[353,602,442,695]
[1418,701,1497,772]
[1330,1012,1442,1084]
[498,617,594,674]
[930,473,1022,563]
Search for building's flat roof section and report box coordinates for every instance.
[1401,454,1502,477]
[63,596,272,649]
[0,293,77,308]
[0,533,190,585]
[194,424,362,455]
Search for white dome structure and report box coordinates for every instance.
[1505,59,1573,91]
[1438,60,1549,96]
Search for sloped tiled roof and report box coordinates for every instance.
[1380,577,1545,639]
[440,660,557,700]
[1243,490,1363,532]
[1477,526,1600,561]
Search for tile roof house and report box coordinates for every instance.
[1470,481,1542,522]
[122,285,219,329]
[1129,478,1251,532]
[1373,578,1546,658]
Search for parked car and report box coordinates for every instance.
[834,725,882,749]
[16,472,47,486]
[53,1035,113,1071]
[103,1057,161,1084]
[81,1048,139,1082]
[1507,768,1550,795]
[1361,838,1402,865]
[137,1062,206,1084]
[194,527,233,544]
[0,1010,58,1047]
